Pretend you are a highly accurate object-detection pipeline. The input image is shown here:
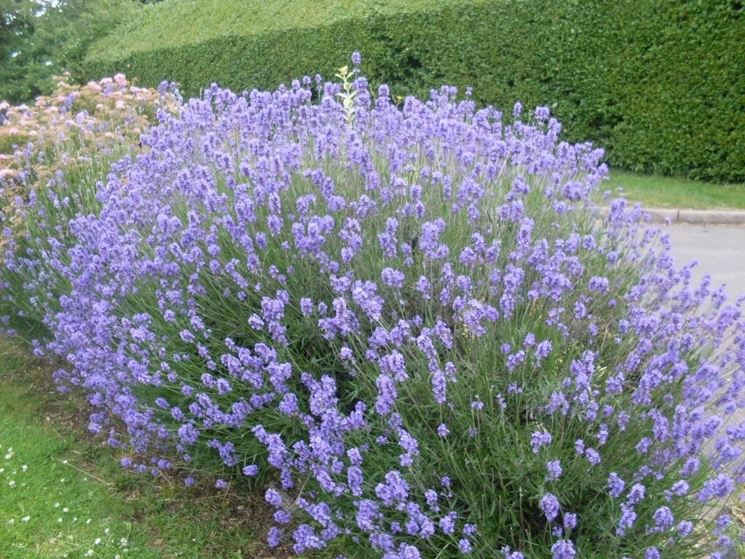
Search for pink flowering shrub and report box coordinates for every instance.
[0,73,178,241]
[2,59,744,558]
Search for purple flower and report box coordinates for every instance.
[375,374,397,415]
[698,474,734,502]
[352,280,384,321]
[585,447,601,465]
[588,276,609,293]
[400,544,421,559]
[463,523,477,536]
[439,513,456,535]
[535,340,553,360]
[628,483,646,505]
[616,503,637,536]
[550,539,575,559]
[415,276,431,298]
[607,473,625,498]
[355,499,379,531]
[574,439,585,455]
[374,471,409,506]
[677,520,693,537]
[300,297,313,316]
[546,460,562,480]
[534,106,551,121]
[431,370,447,404]
[381,267,405,289]
[652,506,674,531]
[540,493,560,522]
[458,539,472,554]
[266,488,283,508]
[267,527,283,547]
[531,430,552,453]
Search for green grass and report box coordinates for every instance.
[605,171,745,210]
[0,338,274,559]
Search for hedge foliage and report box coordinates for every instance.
[84,0,745,182]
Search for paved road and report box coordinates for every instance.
[667,226,745,537]
[664,224,745,301]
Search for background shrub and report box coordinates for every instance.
[83,0,745,183]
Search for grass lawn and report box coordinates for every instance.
[0,338,274,559]
[604,171,745,210]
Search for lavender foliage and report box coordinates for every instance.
[2,69,745,558]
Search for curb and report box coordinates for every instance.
[600,207,745,225]
[648,208,745,225]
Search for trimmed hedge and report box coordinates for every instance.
[84,0,745,182]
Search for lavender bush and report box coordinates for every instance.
[2,59,745,558]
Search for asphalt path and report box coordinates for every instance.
[666,226,745,548]
[665,224,745,301]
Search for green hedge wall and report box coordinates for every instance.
[84,0,745,182]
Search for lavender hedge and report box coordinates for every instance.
[2,61,745,558]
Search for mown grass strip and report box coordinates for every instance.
[0,338,275,559]
[605,172,745,211]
